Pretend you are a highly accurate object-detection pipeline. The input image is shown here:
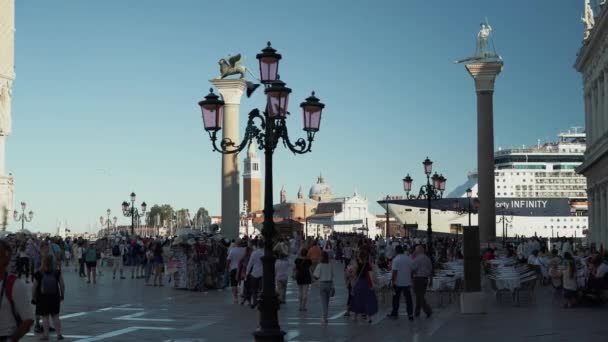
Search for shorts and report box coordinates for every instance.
[86,261,97,269]
[230,269,239,287]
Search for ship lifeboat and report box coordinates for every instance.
[570,200,588,210]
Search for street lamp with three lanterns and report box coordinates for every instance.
[100,209,118,235]
[402,157,446,258]
[121,192,147,236]
[14,201,33,232]
[198,42,325,342]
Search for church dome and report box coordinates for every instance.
[309,174,332,201]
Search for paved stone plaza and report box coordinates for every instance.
[15,261,608,342]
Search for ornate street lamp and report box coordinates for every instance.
[403,157,447,259]
[121,192,147,236]
[100,209,118,235]
[402,174,413,198]
[198,42,325,342]
[13,201,33,232]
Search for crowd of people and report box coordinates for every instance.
[0,231,234,341]
[1,229,607,340]
[222,233,438,325]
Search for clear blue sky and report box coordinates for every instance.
[8,0,584,233]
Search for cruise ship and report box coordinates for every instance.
[379,129,588,238]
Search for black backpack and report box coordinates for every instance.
[112,245,120,256]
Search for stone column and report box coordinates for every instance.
[210,79,247,240]
[599,76,604,140]
[587,187,600,243]
[598,183,608,248]
[592,82,599,143]
[588,186,595,243]
[0,0,16,230]
[603,70,608,138]
[465,61,503,243]
[585,92,593,144]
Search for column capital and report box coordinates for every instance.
[209,79,247,105]
[465,61,503,92]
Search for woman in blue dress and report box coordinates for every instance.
[351,252,378,323]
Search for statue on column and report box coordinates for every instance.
[582,0,595,40]
[0,80,12,135]
[217,54,248,79]
[476,23,492,58]
[456,20,501,64]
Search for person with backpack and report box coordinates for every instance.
[111,240,125,280]
[32,255,65,340]
[84,242,98,284]
[0,239,34,341]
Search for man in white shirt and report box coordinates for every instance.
[246,240,265,308]
[527,250,541,266]
[226,240,246,303]
[0,240,34,341]
[387,245,414,320]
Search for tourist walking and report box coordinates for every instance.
[387,245,414,320]
[412,245,432,318]
[275,253,289,304]
[16,243,30,283]
[84,242,98,284]
[238,246,253,305]
[313,251,334,324]
[226,240,246,303]
[152,242,164,287]
[562,252,578,308]
[111,239,126,280]
[32,255,65,340]
[144,245,154,286]
[0,239,34,341]
[245,240,264,309]
[294,248,312,311]
[73,242,85,277]
[351,252,378,323]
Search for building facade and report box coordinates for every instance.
[273,175,380,237]
[0,0,15,228]
[576,0,608,248]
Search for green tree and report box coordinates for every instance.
[146,204,174,227]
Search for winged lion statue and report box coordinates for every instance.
[217,54,247,79]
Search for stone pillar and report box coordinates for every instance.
[603,70,608,138]
[0,0,16,230]
[599,76,604,140]
[585,92,593,144]
[210,79,247,240]
[592,82,599,143]
[587,188,598,246]
[465,61,503,243]
[598,183,608,248]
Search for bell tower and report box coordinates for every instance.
[0,0,15,230]
[243,141,262,213]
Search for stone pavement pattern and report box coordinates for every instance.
[18,261,608,342]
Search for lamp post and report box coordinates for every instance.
[121,192,147,236]
[99,209,117,235]
[402,158,446,258]
[198,42,325,342]
[496,203,513,247]
[13,202,33,232]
